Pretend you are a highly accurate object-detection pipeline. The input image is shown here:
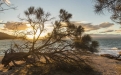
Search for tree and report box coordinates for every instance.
[2,6,99,74]
[94,0,121,24]
[0,0,16,12]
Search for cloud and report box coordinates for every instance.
[0,20,3,23]
[0,28,7,31]
[4,22,28,30]
[3,21,113,33]
[105,30,114,32]
[115,30,121,33]
[81,23,99,31]
[99,22,114,28]
[99,30,114,33]
[0,20,5,24]
[71,21,114,31]
[70,22,99,31]
[42,21,114,32]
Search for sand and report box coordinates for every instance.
[0,54,121,75]
[82,54,121,75]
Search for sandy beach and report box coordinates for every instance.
[82,54,121,75]
[0,54,120,75]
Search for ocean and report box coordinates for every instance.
[94,37,121,56]
[0,38,121,56]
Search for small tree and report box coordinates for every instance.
[2,6,99,74]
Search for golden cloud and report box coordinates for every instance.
[4,22,28,30]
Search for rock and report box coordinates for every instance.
[100,54,116,59]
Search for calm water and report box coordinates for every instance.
[0,39,26,56]
[0,38,121,56]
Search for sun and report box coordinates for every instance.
[26,28,47,39]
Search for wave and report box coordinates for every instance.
[97,47,121,56]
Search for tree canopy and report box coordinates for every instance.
[94,0,121,24]
[0,0,16,12]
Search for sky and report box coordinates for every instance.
[0,0,121,36]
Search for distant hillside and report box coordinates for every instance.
[90,34,121,39]
[0,32,15,40]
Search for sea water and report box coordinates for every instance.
[0,39,28,56]
[0,38,121,56]
[94,37,121,56]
